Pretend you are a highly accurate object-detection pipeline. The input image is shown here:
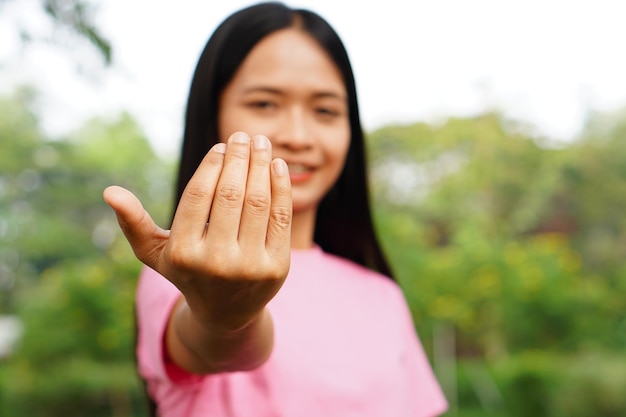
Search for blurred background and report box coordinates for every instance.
[1,1,626,416]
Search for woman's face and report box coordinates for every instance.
[218,28,350,216]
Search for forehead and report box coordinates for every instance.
[228,28,346,94]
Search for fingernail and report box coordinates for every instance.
[254,135,269,150]
[231,132,250,144]
[272,159,287,176]
[212,143,227,154]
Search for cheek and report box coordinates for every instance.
[218,96,253,140]
[218,109,239,141]
[333,129,351,164]
[219,108,273,141]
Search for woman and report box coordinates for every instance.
[103,2,447,416]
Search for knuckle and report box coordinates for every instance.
[264,266,287,282]
[270,206,292,230]
[167,245,193,269]
[205,258,230,278]
[252,152,271,166]
[237,263,256,278]
[229,147,249,161]
[215,184,243,207]
[204,151,225,166]
[244,191,270,212]
[184,183,209,205]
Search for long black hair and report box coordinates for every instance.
[175,1,393,278]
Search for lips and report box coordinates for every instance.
[287,163,311,174]
[286,163,314,183]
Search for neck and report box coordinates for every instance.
[290,208,316,249]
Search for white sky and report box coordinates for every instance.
[1,0,626,157]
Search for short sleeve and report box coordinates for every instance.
[135,267,203,390]
[395,289,448,416]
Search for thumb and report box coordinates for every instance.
[103,185,169,270]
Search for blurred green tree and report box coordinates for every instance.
[0,0,111,64]
[0,89,173,416]
[2,85,626,416]
[366,110,626,415]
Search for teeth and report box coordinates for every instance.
[288,164,310,173]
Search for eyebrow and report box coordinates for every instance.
[242,86,346,101]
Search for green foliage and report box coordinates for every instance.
[450,353,626,417]
[369,113,563,239]
[1,0,112,65]
[0,89,172,416]
[1,256,145,417]
[395,232,603,356]
[43,0,112,64]
[368,109,626,415]
[2,85,626,416]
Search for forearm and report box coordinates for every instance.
[166,297,275,374]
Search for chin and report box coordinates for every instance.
[291,201,318,217]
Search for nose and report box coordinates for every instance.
[271,106,313,150]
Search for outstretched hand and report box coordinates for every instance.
[103,132,292,333]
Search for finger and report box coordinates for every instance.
[265,158,292,259]
[205,132,251,242]
[238,135,272,250]
[170,143,226,241]
[102,185,169,270]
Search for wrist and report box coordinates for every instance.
[172,299,274,373]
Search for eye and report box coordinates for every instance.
[248,100,276,110]
[315,107,341,118]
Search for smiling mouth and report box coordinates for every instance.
[287,163,311,174]
[287,163,314,182]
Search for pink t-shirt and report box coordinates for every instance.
[136,246,447,417]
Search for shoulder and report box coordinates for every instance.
[329,252,394,283]
[298,247,405,303]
